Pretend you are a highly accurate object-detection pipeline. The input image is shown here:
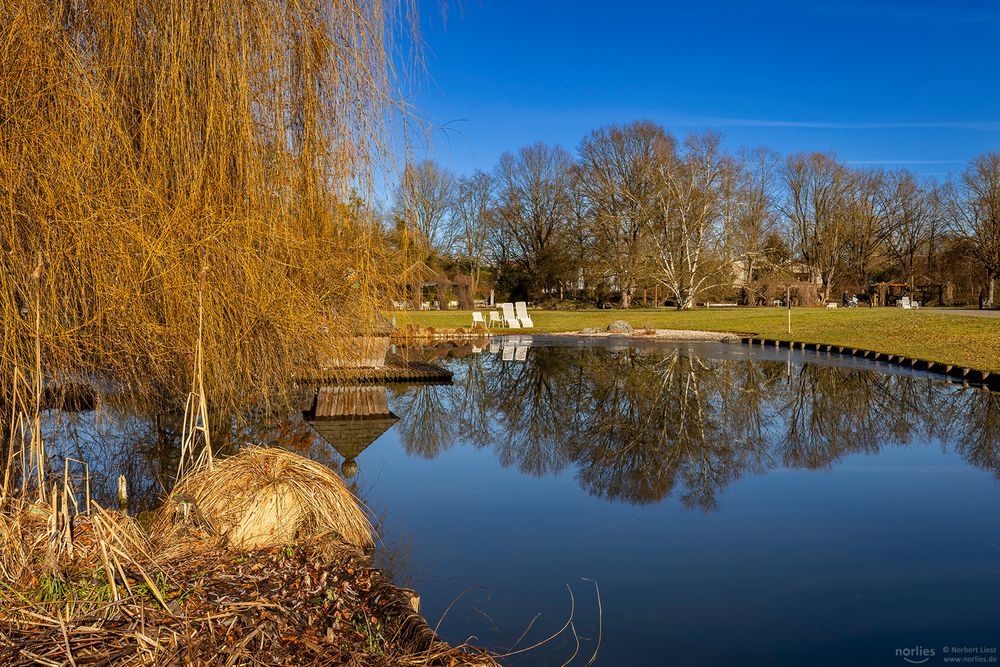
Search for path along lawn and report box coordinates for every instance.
[396,307,1000,372]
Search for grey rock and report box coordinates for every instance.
[606,320,633,333]
[580,327,600,334]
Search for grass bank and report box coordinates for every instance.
[397,307,1000,372]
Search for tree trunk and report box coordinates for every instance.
[621,287,632,309]
[988,271,996,309]
[821,278,833,305]
[677,287,694,310]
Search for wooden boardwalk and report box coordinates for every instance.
[297,353,453,384]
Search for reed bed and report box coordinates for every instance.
[0,368,498,666]
[0,449,497,666]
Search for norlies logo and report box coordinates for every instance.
[897,646,936,664]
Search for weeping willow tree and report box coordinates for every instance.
[0,0,414,407]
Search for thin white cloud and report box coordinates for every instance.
[844,159,966,165]
[667,116,1000,131]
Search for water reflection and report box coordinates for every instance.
[33,340,1000,515]
[303,385,399,478]
[391,341,1000,509]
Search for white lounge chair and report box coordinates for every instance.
[501,302,520,328]
[489,311,503,328]
[472,311,486,327]
[514,301,534,328]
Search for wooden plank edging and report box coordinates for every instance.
[741,337,1000,391]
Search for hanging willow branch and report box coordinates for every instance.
[0,0,415,409]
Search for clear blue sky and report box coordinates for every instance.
[404,0,1000,179]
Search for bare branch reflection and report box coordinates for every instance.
[392,343,1000,509]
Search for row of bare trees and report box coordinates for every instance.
[389,121,1000,308]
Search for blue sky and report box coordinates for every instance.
[403,0,1000,179]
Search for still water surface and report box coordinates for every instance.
[43,338,1000,666]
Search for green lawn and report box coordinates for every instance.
[396,307,1000,372]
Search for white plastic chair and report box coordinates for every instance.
[514,301,534,328]
[472,311,486,327]
[489,311,503,328]
[501,303,520,328]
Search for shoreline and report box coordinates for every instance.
[396,308,1000,373]
[0,448,498,666]
[393,325,999,392]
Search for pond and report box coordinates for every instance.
[40,337,1000,666]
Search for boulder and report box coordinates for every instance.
[606,320,633,333]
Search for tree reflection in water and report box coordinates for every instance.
[390,342,1000,509]
[32,341,1000,514]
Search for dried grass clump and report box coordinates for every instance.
[154,446,375,551]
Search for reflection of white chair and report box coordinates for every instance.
[514,301,534,328]
[472,311,486,327]
[513,346,528,361]
[501,346,514,361]
[489,338,502,353]
[501,302,520,328]
[489,311,503,328]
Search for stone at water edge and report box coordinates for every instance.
[720,334,741,343]
[606,320,634,333]
[580,327,600,334]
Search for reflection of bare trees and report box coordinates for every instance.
[391,383,457,459]
[950,389,1000,479]
[391,344,1000,510]
[34,344,1000,515]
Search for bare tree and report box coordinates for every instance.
[493,142,577,299]
[884,171,933,297]
[730,147,780,301]
[783,153,853,303]
[647,132,733,309]
[577,121,675,308]
[839,169,893,293]
[451,170,493,297]
[392,159,456,255]
[950,152,1000,307]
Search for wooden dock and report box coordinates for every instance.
[296,353,453,384]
